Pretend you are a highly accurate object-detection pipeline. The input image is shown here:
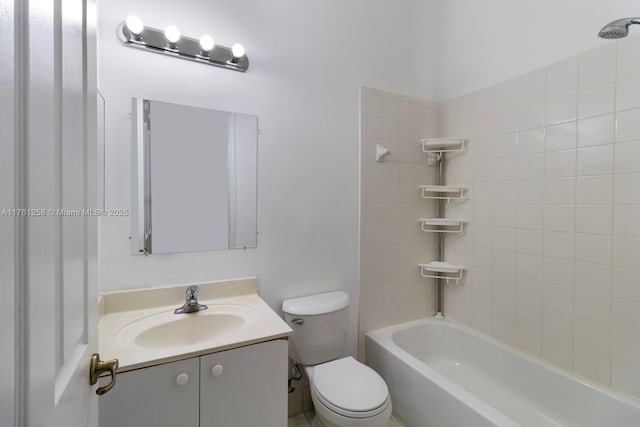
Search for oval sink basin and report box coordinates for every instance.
[135,314,244,348]
[115,304,258,350]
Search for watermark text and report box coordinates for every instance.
[1,208,129,217]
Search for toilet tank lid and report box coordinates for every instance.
[282,291,349,315]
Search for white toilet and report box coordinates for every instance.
[282,291,392,427]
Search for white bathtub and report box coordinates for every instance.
[366,318,640,427]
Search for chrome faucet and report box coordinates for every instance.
[174,285,208,314]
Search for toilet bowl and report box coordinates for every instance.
[305,357,392,427]
[281,291,392,427]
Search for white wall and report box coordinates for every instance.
[435,0,640,100]
[97,0,439,359]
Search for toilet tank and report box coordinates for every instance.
[282,291,349,366]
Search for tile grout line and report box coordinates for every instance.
[539,63,549,357]
[608,38,619,387]
[571,50,580,373]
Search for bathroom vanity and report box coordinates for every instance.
[97,278,291,427]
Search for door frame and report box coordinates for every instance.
[1,0,23,426]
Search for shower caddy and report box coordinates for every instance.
[418,137,468,318]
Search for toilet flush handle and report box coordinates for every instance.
[291,318,304,326]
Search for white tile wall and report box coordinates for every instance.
[440,34,640,399]
[359,87,438,358]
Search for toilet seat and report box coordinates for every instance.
[313,386,391,419]
[311,357,390,418]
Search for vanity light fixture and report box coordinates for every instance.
[119,18,249,72]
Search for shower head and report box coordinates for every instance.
[598,17,640,39]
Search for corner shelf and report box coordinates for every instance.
[420,138,468,154]
[419,218,465,234]
[419,262,464,284]
[418,135,470,318]
[419,185,467,202]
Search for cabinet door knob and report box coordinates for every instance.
[211,364,223,376]
[176,373,189,385]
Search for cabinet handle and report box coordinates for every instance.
[211,364,223,377]
[176,373,189,385]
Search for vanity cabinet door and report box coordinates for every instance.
[100,358,200,427]
[200,339,288,427]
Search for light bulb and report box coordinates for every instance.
[199,35,215,52]
[164,25,181,44]
[231,43,245,58]
[125,16,144,36]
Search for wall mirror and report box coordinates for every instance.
[131,98,258,255]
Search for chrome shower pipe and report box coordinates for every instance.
[436,154,445,317]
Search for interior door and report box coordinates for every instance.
[14,0,100,426]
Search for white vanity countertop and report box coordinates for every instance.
[99,277,292,372]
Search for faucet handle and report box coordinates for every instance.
[186,285,199,299]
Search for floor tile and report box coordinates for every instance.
[287,413,407,427]
[287,413,309,427]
